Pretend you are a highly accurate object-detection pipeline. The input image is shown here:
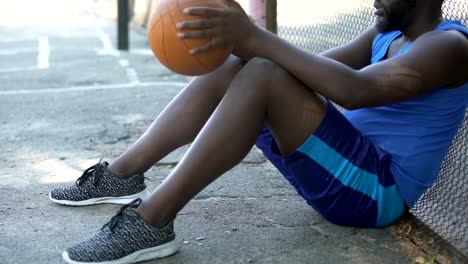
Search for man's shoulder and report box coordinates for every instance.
[414,28,468,53]
[420,29,467,42]
[403,29,468,89]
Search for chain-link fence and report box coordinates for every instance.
[413,112,468,257]
[278,0,374,54]
[277,0,468,257]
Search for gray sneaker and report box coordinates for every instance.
[49,160,150,206]
[62,199,178,264]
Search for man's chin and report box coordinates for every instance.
[376,19,396,33]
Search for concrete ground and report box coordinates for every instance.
[0,1,417,263]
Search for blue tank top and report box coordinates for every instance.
[344,20,468,207]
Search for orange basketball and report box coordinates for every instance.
[148,0,232,76]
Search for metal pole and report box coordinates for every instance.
[266,0,277,34]
[248,0,277,34]
[117,0,129,50]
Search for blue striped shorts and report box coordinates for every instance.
[255,101,405,227]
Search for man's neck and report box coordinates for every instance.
[400,10,443,41]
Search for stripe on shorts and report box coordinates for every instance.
[297,135,404,227]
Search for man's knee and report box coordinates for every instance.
[235,57,290,87]
[246,57,288,77]
[207,55,243,80]
[196,55,244,100]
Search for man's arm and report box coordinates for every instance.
[255,29,468,109]
[319,26,378,70]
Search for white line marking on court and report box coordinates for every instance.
[126,68,140,84]
[96,35,120,56]
[0,66,44,73]
[0,48,37,55]
[37,37,50,69]
[0,38,37,43]
[93,13,120,56]
[119,59,129,67]
[0,81,187,96]
[95,20,119,57]
[129,49,154,56]
[97,48,155,57]
[119,59,140,84]
[0,48,154,73]
[0,46,151,57]
[98,32,113,51]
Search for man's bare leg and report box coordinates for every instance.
[108,56,244,178]
[136,58,327,227]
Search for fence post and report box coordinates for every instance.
[266,0,277,34]
[117,0,129,50]
[249,0,277,34]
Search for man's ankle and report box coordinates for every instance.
[135,204,173,228]
[107,164,133,180]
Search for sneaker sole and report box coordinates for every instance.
[62,239,179,264]
[48,188,150,206]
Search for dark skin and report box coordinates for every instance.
[105,0,468,227]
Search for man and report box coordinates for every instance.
[49,0,468,263]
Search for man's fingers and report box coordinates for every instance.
[184,7,225,16]
[177,19,218,30]
[190,38,225,54]
[178,29,216,39]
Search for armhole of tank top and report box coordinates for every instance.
[373,32,401,62]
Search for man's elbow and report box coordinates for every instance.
[338,72,370,110]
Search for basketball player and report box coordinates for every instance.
[50,0,468,263]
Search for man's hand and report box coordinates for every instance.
[176,0,262,60]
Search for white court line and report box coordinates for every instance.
[98,32,113,51]
[129,48,154,56]
[37,37,50,69]
[95,20,118,57]
[0,48,37,55]
[119,59,129,67]
[96,34,119,56]
[0,48,155,73]
[0,66,43,73]
[93,14,119,56]
[97,48,155,57]
[0,47,151,57]
[0,81,187,96]
[119,59,140,84]
[126,68,140,84]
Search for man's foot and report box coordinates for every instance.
[62,199,178,264]
[49,160,150,206]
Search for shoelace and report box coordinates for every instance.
[75,159,106,187]
[105,198,143,231]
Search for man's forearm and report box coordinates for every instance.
[253,29,369,109]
